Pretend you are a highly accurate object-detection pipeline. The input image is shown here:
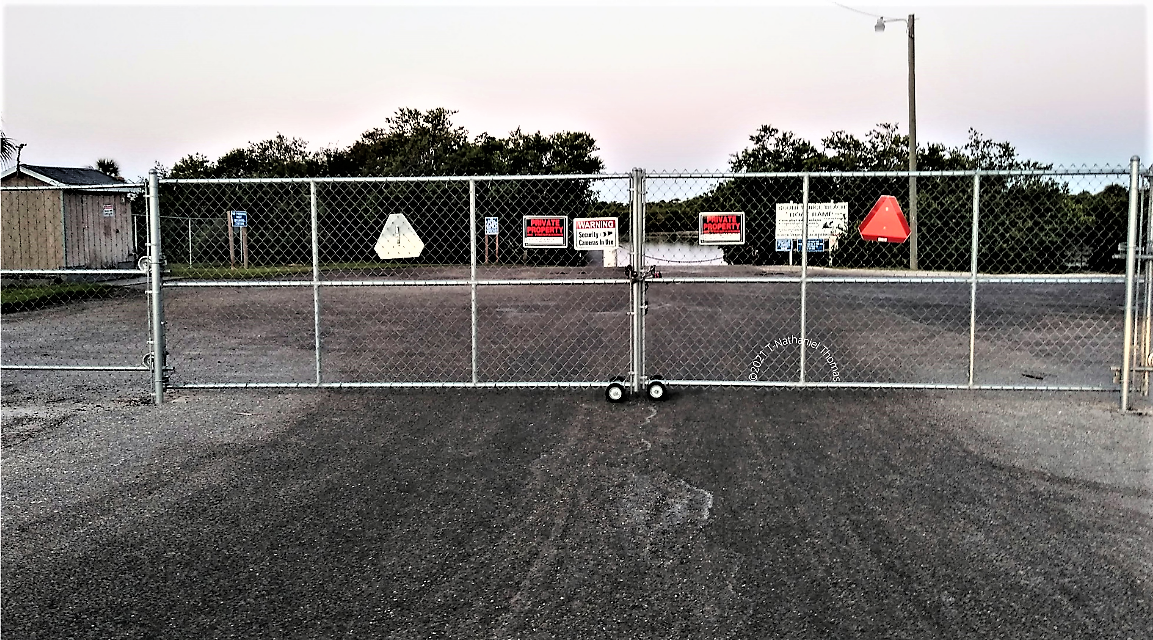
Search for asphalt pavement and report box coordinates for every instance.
[2,384,1149,638]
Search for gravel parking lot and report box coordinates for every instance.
[2,269,1149,638]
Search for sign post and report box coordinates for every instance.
[229,210,249,269]
[484,216,499,263]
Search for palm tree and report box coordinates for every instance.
[1,131,17,165]
[96,158,121,178]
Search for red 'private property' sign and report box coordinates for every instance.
[522,216,568,248]
[698,212,745,245]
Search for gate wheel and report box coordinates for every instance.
[646,379,668,401]
[605,381,628,403]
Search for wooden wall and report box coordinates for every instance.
[1,176,65,270]
[63,191,135,268]
[1,177,136,270]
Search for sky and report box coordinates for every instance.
[1,0,1149,179]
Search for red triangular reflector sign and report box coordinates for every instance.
[858,195,910,243]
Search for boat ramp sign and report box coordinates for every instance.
[774,203,847,242]
[573,217,619,250]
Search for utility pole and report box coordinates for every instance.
[907,14,918,271]
[874,13,919,270]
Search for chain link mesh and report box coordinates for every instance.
[1,183,149,368]
[2,167,1138,395]
[1126,172,1153,407]
[157,176,632,385]
[644,168,1131,387]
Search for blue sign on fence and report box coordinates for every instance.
[806,238,825,253]
[775,238,793,252]
[231,210,248,228]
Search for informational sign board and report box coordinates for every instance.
[375,213,425,259]
[523,215,568,248]
[573,217,619,250]
[698,212,745,245]
[775,238,793,252]
[227,210,249,269]
[102,204,115,218]
[858,196,910,243]
[774,203,848,241]
[484,217,499,236]
[806,238,826,253]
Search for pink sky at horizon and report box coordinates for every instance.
[2,2,1147,178]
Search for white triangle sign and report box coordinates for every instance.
[374,214,425,259]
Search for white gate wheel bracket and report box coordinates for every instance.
[646,377,668,401]
[605,378,629,403]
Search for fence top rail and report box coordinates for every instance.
[158,173,629,185]
[146,166,1138,184]
[646,167,1133,178]
[1,183,144,191]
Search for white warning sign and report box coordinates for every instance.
[775,202,848,241]
[573,217,619,250]
[374,214,425,259]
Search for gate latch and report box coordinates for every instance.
[625,265,662,282]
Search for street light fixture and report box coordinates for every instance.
[875,14,918,270]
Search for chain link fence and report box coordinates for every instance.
[156,175,633,388]
[643,167,1135,394]
[3,163,1148,408]
[1128,171,1153,408]
[1,182,155,376]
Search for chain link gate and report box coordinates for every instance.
[1122,164,1153,410]
[0,178,163,389]
[3,161,1145,408]
[638,163,1141,400]
[154,174,635,391]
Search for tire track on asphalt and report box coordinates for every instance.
[486,399,598,638]
[738,400,943,637]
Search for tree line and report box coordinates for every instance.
[648,125,1129,272]
[144,108,1129,273]
[164,107,603,179]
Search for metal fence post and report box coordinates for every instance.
[1143,171,1153,395]
[631,168,646,394]
[147,170,166,405]
[799,174,809,384]
[311,181,322,386]
[470,179,478,386]
[968,172,981,388]
[1121,156,1141,410]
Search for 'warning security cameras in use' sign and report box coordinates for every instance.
[573,217,619,250]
